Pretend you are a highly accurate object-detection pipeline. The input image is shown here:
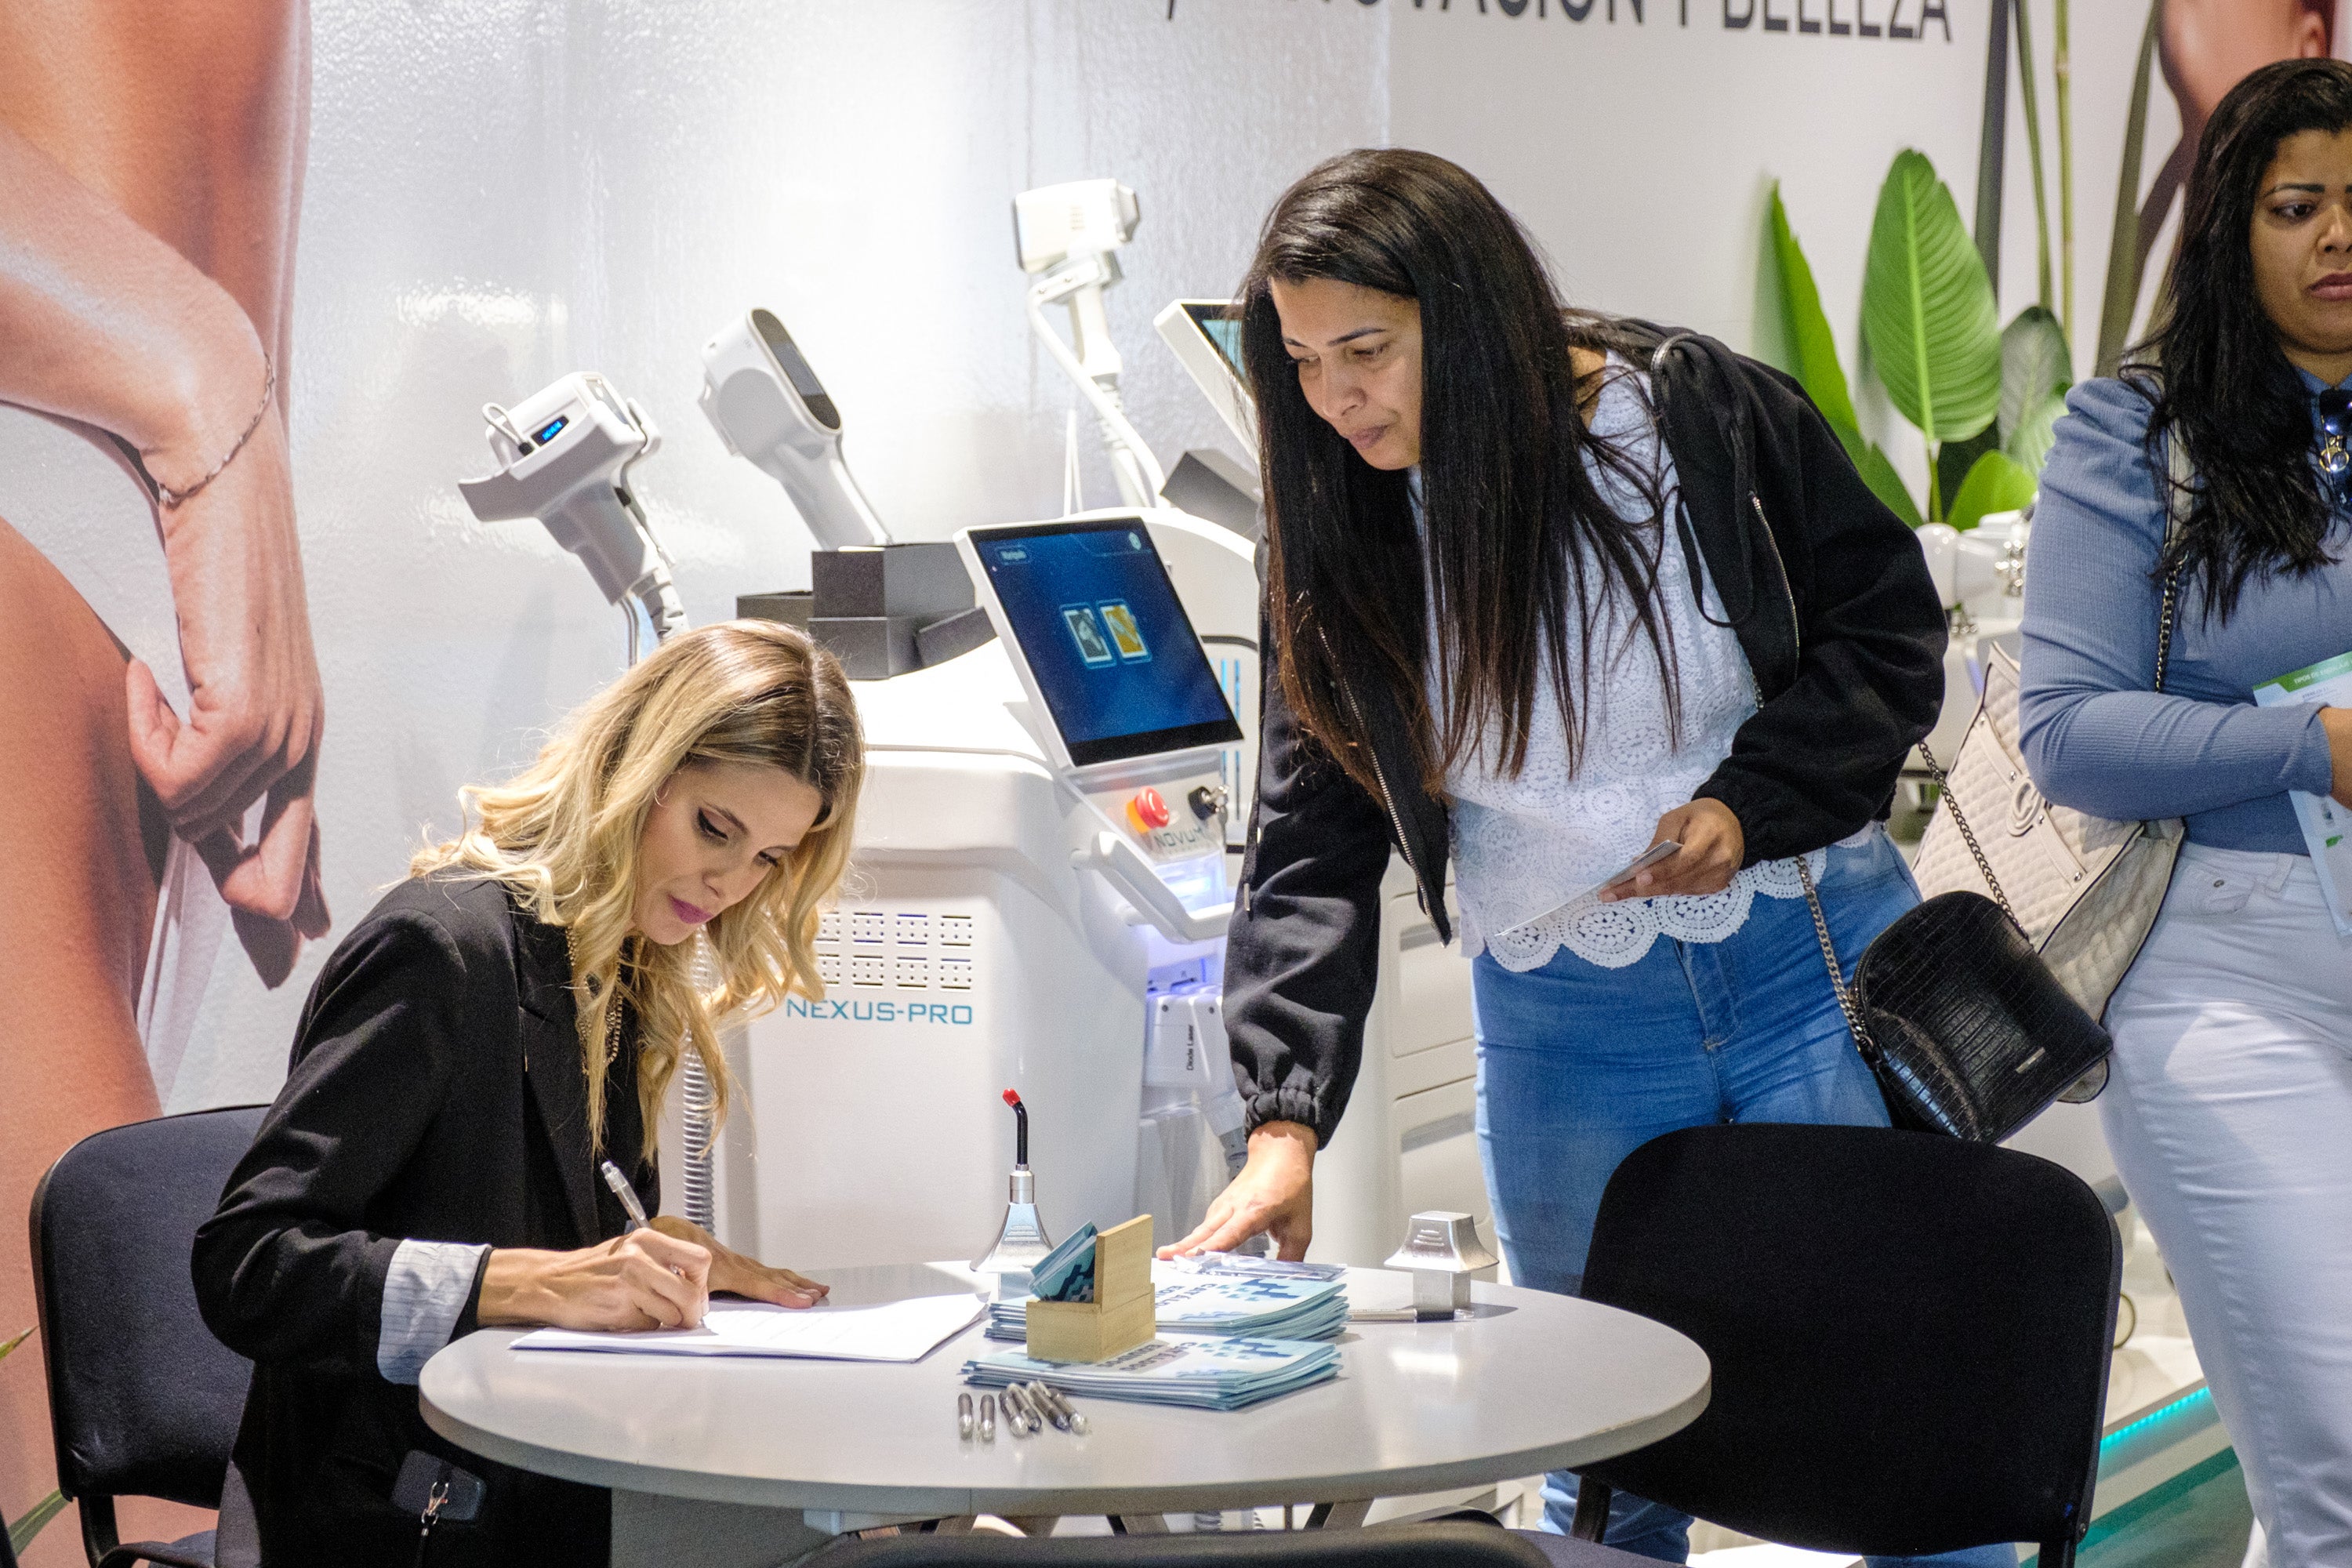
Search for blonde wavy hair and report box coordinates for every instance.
[413,620,864,1150]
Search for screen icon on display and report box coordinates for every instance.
[1063,605,1116,667]
[1099,601,1150,662]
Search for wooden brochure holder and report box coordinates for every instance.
[1024,1214,1156,1363]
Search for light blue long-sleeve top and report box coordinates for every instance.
[2020,372,2352,854]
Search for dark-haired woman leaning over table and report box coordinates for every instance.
[2020,57,2352,1568]
[1160,149,2000,1566]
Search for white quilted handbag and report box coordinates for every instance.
[1911,435,2191,1040]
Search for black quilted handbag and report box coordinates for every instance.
[1796,774,2114,1144]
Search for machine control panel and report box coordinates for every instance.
[956,514,1243,944]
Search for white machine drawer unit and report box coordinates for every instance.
[727,517,1245,1278]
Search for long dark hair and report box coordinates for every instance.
[2138,57,2352,619]
[1239,149,1671,796]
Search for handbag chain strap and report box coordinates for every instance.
[1795,854,1877,1057]
[1795,429,2187,1053]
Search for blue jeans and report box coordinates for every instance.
[1473,829,2015,1568]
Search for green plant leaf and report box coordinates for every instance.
[1836,425,1926,528]
[1949,449,2039,531]
[2000,305,2073,444]
[1773,181,1925,525]
[1863,149,2003,445]
[9,1489,67,1555]
[2005,387,2069,475]
[1769,183,1861,434]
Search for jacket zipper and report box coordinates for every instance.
[1748,492,1802,673]
[1319,630,1422,887]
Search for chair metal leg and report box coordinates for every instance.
[1569,1480,1613,1544]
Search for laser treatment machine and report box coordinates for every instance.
[718,515,1245,1271]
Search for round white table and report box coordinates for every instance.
[420,1261,1708,1568]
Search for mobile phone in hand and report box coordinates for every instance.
[1599,839,1682,893]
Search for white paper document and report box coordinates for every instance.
[513,1292,984,1363]
[2252,651,2352,934]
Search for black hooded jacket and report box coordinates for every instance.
[1221,322,1947,1149]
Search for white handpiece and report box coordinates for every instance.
[458,372,685,655]
[699,308,891,550]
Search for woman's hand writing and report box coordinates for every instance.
[477,1229,713,1331]
[649,1214,828,1308]
[1601,799,1744,901]
[1158,1120,1318,1261]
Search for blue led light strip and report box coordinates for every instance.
[2100,1385,2212,1450]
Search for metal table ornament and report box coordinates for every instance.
[1379,1211,1499,1321]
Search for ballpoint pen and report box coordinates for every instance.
[599,1160,651,1231]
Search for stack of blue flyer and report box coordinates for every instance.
[984,1265,1348,1343]
[962,1334,1341,1410]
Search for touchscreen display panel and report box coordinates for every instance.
[971,521,1242,767]
[1182,301,1244,376]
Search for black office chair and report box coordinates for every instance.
[29,1105,268,1568]
[1542,1123,2118,1568]
[811,1522,1568,1568]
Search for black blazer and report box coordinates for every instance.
[1222,323,1947,1148]
[194,873,653,1566]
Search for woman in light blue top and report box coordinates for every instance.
[2020,59,2352,1568]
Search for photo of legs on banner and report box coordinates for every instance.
[0,1,323,1552]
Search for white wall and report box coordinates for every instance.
[1391,0,2176,502]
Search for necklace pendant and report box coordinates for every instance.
[2325,435,2352,479]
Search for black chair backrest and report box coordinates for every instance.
[813,1525,1552,1568]
[1578,1123,2118,1559]
[29,1105,267,1508]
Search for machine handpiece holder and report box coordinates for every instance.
[458,372,685,659]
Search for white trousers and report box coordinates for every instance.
[2104,844,2352,1568]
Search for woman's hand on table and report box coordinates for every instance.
[1601,799,1744,901]
[649,1215,829,1308]
[1158,1120,1318,1262]
[477,1230,714,1330]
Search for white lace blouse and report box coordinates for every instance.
[1420,357,1835,973]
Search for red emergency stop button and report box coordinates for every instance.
[1126,787,1172,833]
